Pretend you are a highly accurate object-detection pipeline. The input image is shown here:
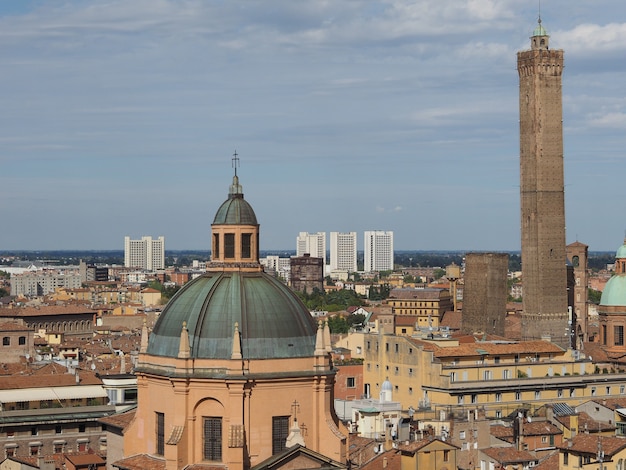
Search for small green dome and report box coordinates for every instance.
[533,23,547,36]
[600,275,626,307]
[213,195,258,225]
[212,175,258,225]
[147,271,317,359]
[616,239,626,259]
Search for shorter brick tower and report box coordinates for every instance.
[462,252,509,336]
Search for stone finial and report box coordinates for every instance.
[285,418,306,448]
[231,322,242,360]
[140,319,148,353]
[323,320,331,353]
[119,353,126,374]
[314,320,325,356]
[178,321,191,359]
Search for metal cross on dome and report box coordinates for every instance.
[232,150,240,177]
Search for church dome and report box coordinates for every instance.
[212,174,258,225]
[600,238,626,308]
[147,163,316,360]
[600,275,626,307]
[146,271,317,359]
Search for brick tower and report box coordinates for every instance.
[461,252,509,337]
[518,19,570,349]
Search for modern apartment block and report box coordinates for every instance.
[10,271,82,297]
[329,232,357,273]
[518,20,569,348]
[296,231,326,266]
[364,231,393,272]
[123,236,165,271]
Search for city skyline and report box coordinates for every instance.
[1,1,625,251]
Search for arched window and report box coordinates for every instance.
[18,336,26,346]
[572,256,579,267]
[2,337,10,346]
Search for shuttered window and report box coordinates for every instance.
[272,416,290,455]
[203,417,222,461]
[156,412,164,456]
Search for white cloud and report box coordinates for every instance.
[589,112,626,128]
[559,22,626,54]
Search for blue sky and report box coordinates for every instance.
[1,1,625,252]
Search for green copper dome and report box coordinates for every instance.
[600,275,626,307]
[533,23,547,36]
[212,174,258,225]
[147,271,317,359]
[616,239,626,259]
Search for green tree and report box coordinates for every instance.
[369,284,390,301]
[346,313,367,328]
[327,315,349,334]
[162,285,181,301]
[588,288,602,305]
[0,287,8,298]
[433,268,446,280]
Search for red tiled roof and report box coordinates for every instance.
[394,315,418,326]
[388,288,447,300]
[65,453,106,465]
[558,434,626,455]
[556,412,616,433]
[534,450,560,470]
[482,446,538,464]
[0,321,33,331]
[432,340,564,358]
[0,362,102,390]
[99,409,135,430]
[112,454,166,470]
[590,397,626,411]
[359,449,401,470]
[439,310,462,330]
[0,305,97,317]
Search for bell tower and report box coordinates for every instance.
[518,18,570,348]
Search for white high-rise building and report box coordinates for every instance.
[296,232,326,266]
[364,231,394,272]
[330,232,357,272]
[124,236,165,271]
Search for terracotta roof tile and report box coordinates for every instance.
[433,340,564,358]
[99,409,136,430]
[65,453,106,465]
[482,446,538,464]
[0,363,102,390]
[0,305,97,317]
[590,397,626,410]
[558,434,626,455]
[359,449,401,470]
[0,321,33,331]
[112,454,166,470]
[534,450,560,470]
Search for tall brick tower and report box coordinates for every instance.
[518,19,570,349]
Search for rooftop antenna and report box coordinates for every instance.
[232,150,240,177]
[538,0,542,24]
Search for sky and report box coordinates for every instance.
[1,1,625,252]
